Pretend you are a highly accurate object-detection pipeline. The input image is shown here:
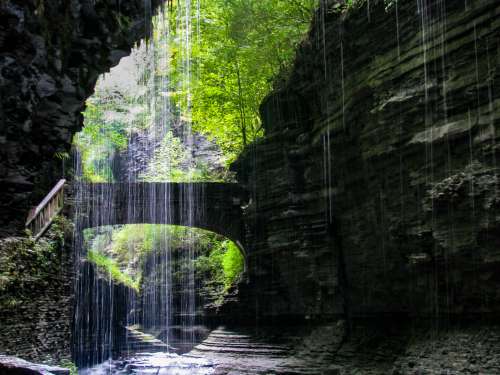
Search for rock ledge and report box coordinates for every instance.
[0,355,70,375]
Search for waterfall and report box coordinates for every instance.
[72,1,201,369]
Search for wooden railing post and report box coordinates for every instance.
[25,179,66,241]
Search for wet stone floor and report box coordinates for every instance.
[77,326,325,375]
[78,323,500,374]
[80,352,215,375]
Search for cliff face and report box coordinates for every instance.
[235,0,500,319]
[0,0,161,237]
[0,217,73,363]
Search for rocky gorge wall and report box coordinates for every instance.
[0,0,499,372]
[234,0,500,321]
[0,217,73,365]
[0,0,161,237]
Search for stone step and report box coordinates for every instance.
[191,327,292,359]
[119,326,176,353]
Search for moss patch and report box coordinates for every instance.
[87,249,141,291]
[0,216,73,309]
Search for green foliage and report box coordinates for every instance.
[139,131,231,182]
[109,224,218,256]
[58,359,78,375]
[340,0,397,12]
[84,224,245,305]
[195,245,225,284]
[83,225,158,291]
[167,0,317,164]
[54,151,70,160]
[111,224,155,258]
[74,98,130,182]
[74,0,316,179]
[84,225,231,292]
[195,239,244,296]
[139,131,191,182]
[0,216,72,309]
[345,0,356,8]
[87,249,141,291]
[221,241,244,289]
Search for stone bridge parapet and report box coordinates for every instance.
[73,182,247,250]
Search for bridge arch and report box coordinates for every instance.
[74,182,247,254]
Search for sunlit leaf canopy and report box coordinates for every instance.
[74,0,317,182]
[181,0,317,161]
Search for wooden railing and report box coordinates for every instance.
[26,179,66,241]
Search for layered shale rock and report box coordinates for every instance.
[234,0,500,320]
[0,217,73,364]
[0,0,161,237]
[189,322,500,374]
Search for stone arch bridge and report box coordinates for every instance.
[73,182,248,251]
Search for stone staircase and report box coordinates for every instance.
[120,325,174,354]
[190,327,341,374]
[193,328,291,357]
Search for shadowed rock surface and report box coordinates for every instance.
[0,217,73,364]
[232,0,500,321]
[0,0,162,237]
[191,322,500,374]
